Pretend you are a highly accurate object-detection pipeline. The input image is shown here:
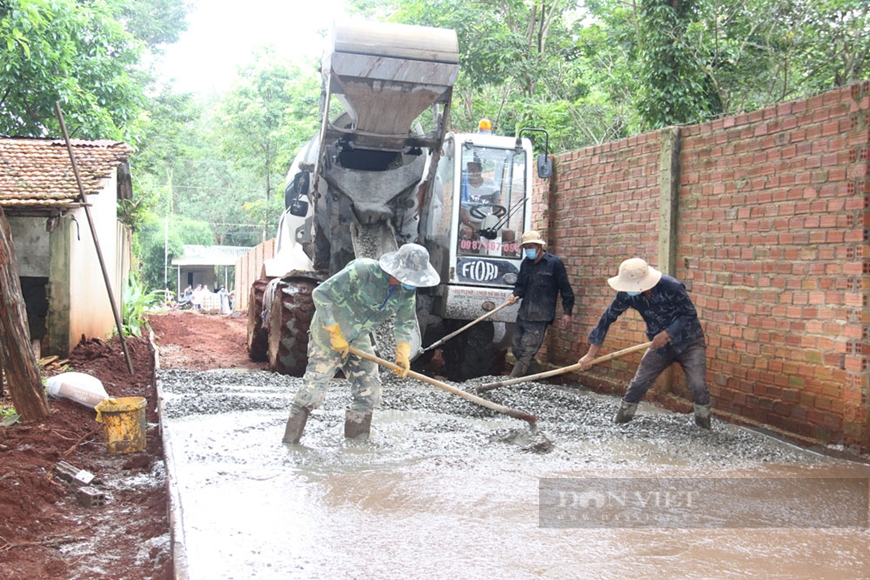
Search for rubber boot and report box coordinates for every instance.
[282,407,309,444]
[344,410,372,441]
[614,401,638,424]
[694,404,712,429]
[509,361,528,378]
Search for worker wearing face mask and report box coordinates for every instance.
[504,230,575,378]
[282,243,440,444]
[577,257,712,428]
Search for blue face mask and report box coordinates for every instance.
[524,248,538,260]
[626,291,641,297]
[401,283,415,291]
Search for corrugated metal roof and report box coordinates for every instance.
[171,244,253,266]
[0,137,131,210]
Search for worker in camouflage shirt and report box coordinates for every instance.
[578,258,712,429]
[282,243,440,444]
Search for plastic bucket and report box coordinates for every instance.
[95,397,147,454]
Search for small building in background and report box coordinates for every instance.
[0,137,133,357]
[172,244,251,310]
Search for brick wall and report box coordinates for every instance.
[534,133,664,380]
[538,82,870,452]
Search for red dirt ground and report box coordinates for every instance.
[0,309,263,580]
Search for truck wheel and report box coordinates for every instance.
[247,278,270,362]
[268,278,318,376]
[442,322,495,382]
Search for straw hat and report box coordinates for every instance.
[379,243,440,288]
[608,258,662,292]
[520,230,546,247]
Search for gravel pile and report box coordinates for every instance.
[158,368,827,468]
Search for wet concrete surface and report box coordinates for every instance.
[158,369,870,579]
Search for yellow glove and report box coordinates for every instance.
[323,324,349,357]
[393,341,412,378]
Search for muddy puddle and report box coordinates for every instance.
[158,369,870,579]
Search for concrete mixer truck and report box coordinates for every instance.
[247,20,552,381]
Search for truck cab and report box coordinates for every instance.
[417,126,541,378]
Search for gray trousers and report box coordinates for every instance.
[624,336,710,405]
[511,319,549,369]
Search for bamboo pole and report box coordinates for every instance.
[422,301,512,352]
[54,102,134,374]
[347,346,536,424]
[477,342,653,393]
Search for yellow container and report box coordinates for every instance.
[95,397,147,454]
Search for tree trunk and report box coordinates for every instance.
[0,207,49,420]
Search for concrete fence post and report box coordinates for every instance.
[658,127,681,277]
[658,127,682,396]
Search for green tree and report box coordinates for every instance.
[592,0,870,127]
[0,0,191,141]
[216,49,320,241]
[0,0,144,140]
[109,0,192,47]
[134,89,260,246]
[635,0,721,129]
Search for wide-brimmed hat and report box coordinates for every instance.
[379,243,440,288]
[520,230,546,247]
[608,258,662,292]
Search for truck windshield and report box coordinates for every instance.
[457,145,526,259]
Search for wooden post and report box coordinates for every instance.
[0,207,49,420]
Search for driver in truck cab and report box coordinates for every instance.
[460,161,501,241]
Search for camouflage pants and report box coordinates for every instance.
[291,339,382,416]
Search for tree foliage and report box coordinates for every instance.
[216,49,320,241]
[110,0,192,48]
[0,0,191,141]
[130,49,323,292]
[1,0,143,140]
[350,0,869,140]
[635,0,721,129]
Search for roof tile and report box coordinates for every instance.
[0,137,132,210]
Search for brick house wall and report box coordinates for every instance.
[534,82,870,452]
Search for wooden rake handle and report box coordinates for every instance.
[422,300,512,352]
[348,346,537,425]
[477,341,653,393]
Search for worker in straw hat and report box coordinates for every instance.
[504,230,575,378]
[282,243,440,444]
[577,257,712,428]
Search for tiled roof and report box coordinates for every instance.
[171,245,254,266]
[0,137,132,210]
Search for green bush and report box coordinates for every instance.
[121,273,164,337]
